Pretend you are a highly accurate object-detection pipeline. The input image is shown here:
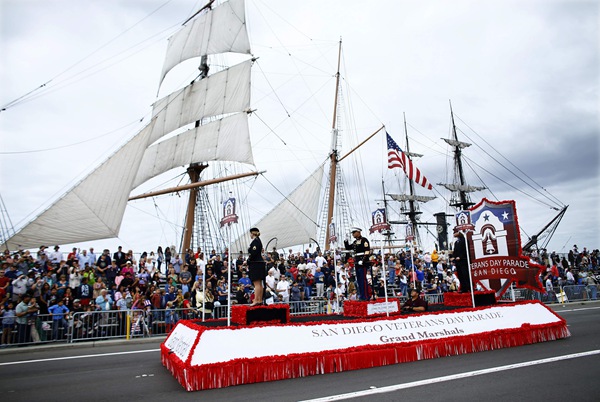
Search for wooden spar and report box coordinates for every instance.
[181,164,205,255]
[337,125,385,162]
[522,205,569,251]
[324,39,343,251]
[182,0,214,25]
[127,171,263,201]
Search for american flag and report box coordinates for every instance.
[387,132,433,190]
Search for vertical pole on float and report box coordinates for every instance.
[201,262,206,322]
[410,240,416,290]
[334,262,340,314]
[381,231,389,317]
[329,221,340,314]
[222,191,238,327]
[227,222,232,327]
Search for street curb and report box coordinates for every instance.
[0,335,167,356]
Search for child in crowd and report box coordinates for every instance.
[165,301,176,333]
[1,302,16,345]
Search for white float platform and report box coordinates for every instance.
[161,301,569,391]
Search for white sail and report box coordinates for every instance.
[442,138,471,148]
[150,60,251,144]
[388,194,436,203]
[2,1,254,250]
[405,151,423,158]
[439,183,486,193]
[133,113,253,188]
[232,165,325,253]
[2,126,153,249]
[160,0,250,84]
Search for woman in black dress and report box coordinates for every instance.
[247,227,266,305]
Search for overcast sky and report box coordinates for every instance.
[0,0,598,255]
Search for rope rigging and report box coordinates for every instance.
[1,0,180,112]
[454,114,565,208]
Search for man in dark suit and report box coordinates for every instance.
[113,246,127,269]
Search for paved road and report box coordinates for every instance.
[1,302,599,402]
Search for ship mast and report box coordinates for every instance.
[324,39,343,251]
[450,102,470,210]
[183,163,206,253]
[439,101,485,211]
[385,114,436,249]
[403,113,421,245]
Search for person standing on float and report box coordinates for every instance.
[452,229,471,293]
[344,227,371,301]
[247,227,266,305]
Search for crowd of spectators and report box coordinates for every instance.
[0,242,597,346]
[526,245,599,300]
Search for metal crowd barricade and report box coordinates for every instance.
[3,286,599,349]
[213,304,228,319]
[499,284,600,303]
[561,284,598,302]
[424,292,444,305]
[70,310,126,342]
[69,308,188,341]
[288,300,327,315]
[4,313,70,347]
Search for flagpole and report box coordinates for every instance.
[201,257,206,322]
[334,262,340,314]
[227,222,232,327]
[381,231,389,317]
[410,240,416,290]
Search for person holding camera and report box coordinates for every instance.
[15,293,38,344]
[11,273,28,303]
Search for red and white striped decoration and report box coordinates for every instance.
[387,132,433,190]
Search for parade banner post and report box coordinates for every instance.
[369,208,391,316]
[406,223,417,290]
[221,196,238,327]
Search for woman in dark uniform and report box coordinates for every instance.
[247,227,266,305]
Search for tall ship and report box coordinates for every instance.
[1,1,568,258]
[1,0,383,255]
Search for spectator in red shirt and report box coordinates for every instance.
[0,269,9,300]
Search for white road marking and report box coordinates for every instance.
[0,348,160,366]
[299,350,600,402]
[553,306,600,312]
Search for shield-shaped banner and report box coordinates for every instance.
[369,208,391,234]
[467,198,545,297]
[220,198,238,227]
